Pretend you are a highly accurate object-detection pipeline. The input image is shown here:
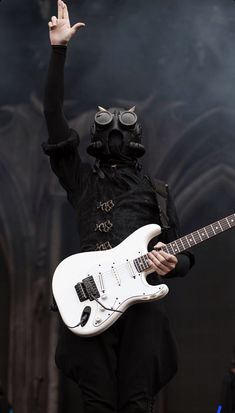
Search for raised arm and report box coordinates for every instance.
[42,1,88,207]
[43,0,85,143]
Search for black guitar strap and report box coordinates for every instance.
[146,176,170,230]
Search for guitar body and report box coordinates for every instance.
[52,224,169,337]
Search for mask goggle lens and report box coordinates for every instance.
[119,111,137,127]
[95,111,113,126]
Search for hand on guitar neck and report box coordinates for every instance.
[148,242,178,276]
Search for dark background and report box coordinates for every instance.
[0,0,234,412]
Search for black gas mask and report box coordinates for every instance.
[87,106,145,163]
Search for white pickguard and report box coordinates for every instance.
[52,224,169,337]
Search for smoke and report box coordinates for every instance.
[1,0,235,113]
[67,0,235,113]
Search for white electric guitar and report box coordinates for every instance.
[52,213,235,337]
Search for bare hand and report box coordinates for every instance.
[148,242,178,276]
[48,0,85,46]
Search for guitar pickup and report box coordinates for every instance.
[75,276,100,302]
[75,282,88,302]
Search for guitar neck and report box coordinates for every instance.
[133,213,235,273]
[163,213,235,255]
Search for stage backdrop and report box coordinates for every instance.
[0,1,234,412]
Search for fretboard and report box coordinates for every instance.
[133,213,235,273]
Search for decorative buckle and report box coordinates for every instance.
[95,241,112,251]
[94,220,113,233]
[97,200,115,212]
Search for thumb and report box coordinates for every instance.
[153,242,166,250]
[71,22,85,34]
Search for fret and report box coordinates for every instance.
[218,221,223,232]
[139,263,145,271]
[211,222,222,235]
[197,231,202,242]
[215,221,222,232]
[180,237,189,249]
[162,245,169,254]
[181,238,187,249]
[204,227,209,238]
[133,258,142,273]
[186,234,196,246]
[175,239,182,252]
[134,255,149,272]
[182,235,191,248]
[205,228,213,237]
[198,228,208,240]
[165,243,175,255]
[222,218,230,230]
[170,241,181,254]
[178,238,185,250]
[144,257,149,266]
[210,224,216,235]
[142,254,149,266]
[226,215,235,226]
[142,256,149,270]
[191,232,197,244]
[226,217,231,228]
[161,245,168,254]
[193,231,201,243]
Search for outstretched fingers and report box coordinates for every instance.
[71,22,86,34]
[57,0,63,19]
[49,0,85,40]
[51,15,58,28]
[61,0,85,30]
[61,1,70,21]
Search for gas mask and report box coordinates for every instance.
[87,106,145,162]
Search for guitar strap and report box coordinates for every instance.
[146,176,170,230]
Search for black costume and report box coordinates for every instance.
[43,45,194,413]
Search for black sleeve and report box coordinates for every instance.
[42,45,92,207]
[161,186,195,278]
[43,45,70,142]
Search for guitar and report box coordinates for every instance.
[52,213,235,337]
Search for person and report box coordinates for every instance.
[42,1,195,412]
[220,349,235,413]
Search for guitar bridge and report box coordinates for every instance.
[75,276,100,302]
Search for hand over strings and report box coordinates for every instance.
[148,242,178,276]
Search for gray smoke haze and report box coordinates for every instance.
[65,0,235,113]
[1,0,235,114]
